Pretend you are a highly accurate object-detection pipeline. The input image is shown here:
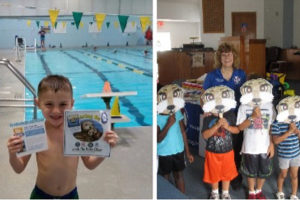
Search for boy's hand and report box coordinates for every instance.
[187,152,194,163]
[7,135,23,155]
[288,123,297,134]
[267,143,274,158]
[103,131,119,147]
[219,118,229,129]
[252,107,261,119]
[166,114,176,127]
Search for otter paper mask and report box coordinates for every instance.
[157,84,185,115]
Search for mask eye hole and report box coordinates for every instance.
[260,84,270,92]
[280,103,288,111]
[173,89,181,97]
[243,86,252,93]
[205,93,214,101]
[222,90,230,98]
[158,92,167,101]
[295,101,300,108]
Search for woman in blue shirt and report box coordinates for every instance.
[203,43,246,101]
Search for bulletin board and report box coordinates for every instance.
[202,0,224,33]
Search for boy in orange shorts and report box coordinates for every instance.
[201,86,240,199]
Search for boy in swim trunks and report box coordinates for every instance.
[7,75,118,199]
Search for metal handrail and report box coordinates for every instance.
[0,58,37,119]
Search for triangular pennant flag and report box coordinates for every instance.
[106,22,110,28]
[55,21,58,28]
[48,9,59,28]
[140,16,151,32]
[118,15,129,33]
[95,13,106,31]
[131,21,136,27]
[36,21,40,28]
[27,20,31,27]
[53,22,67,33]
[111,96,121,117]
[80,21,84,28]
[72,12,83,29]
[62,21,67,28]
[114,21,119,28]
[102,81,112,93]
[44,21,49,27]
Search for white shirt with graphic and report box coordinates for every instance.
[237,103,275,154]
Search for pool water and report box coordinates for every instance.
[25,47,152,127]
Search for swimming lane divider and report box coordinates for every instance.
[77,50,152,78]
[61,51,149,126]
[37,52,52,75]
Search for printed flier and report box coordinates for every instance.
[10,119,48,157]
[64,110,111,157]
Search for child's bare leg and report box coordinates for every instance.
[247,177,256,192]
[173,171,185,193]
[289,166,299,195]
[277,169,288,192]
[222,181,230,191]
[256,178,265,191]
[212,182,219,190]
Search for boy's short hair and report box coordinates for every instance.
[38,75,73,97]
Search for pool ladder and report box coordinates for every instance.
[0,58,37,119]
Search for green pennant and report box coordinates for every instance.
[72,12,83,29]
[36,21,40,28]
[118,15,129,33]
[106,22,110,28]
[55,21,58,28]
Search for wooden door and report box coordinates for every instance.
[232,12,256,39]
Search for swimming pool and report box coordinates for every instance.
[25,47,152,128]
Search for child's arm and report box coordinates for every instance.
[202,119,222,140]
[238,107,261,131]
[268,133,275,158]
[220,118,240,134]
[157,114,175,142]
[81,131,118,170]
[7,135,31,173]
[179,120,194,163]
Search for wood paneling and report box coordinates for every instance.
[158,51,215,85]
[202,0,224,33]
[281,49,300,80]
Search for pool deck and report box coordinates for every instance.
[0,49,153,199]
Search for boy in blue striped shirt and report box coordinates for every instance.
[272,96,300,200]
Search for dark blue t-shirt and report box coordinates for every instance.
[203,68,246,101]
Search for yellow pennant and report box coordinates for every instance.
[48,9,59,27]
[26,20,31,27]
[62,21,67,28]
[131,21,135,27]
[95,13,106,31]
[114,21,119,28]
[140,16,151,32]
[44,21,49,27]
[80,21,84,28]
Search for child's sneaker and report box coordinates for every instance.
[290,195,299,200]
[221,193,231,200]
[248,193,256,199]
[256,191,266,200]
[276,192,285,200]
[210,192,219,200]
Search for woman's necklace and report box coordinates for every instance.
[221,67,233,81]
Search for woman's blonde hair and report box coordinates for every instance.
[214,43,240,69]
